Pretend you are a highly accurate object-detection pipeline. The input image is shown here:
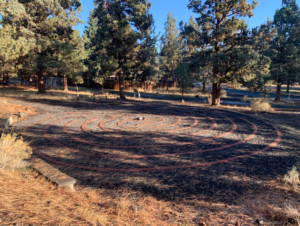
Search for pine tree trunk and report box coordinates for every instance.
[35,76,38,87]
[76,84,79,100]
[119,67,126,100]
[166,77,169,92]
[3,74,8,85]
[202,82,206,92]
[37,69,46,94]
[3,74,8,86]
[211,82,221,105]
[63,74,68,92]
[287,81,290,93]
[275,84,281,101]
[21,74,25,86]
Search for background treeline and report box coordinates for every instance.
[1,0,300,104]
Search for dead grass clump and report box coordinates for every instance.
[284,166,300,191]
[285,203,300,226]
[220,89,227,97]
[0,170,108,225]
[251,99,274,112]
[0,133,32,171]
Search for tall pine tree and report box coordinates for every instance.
[187,0,274,105]
[269,0,300,101]
[91,0,154,99]
[0,0,83,93]
[160,11,184,91]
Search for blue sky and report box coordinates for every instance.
[76,0,300,37]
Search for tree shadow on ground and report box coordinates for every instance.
[5,97,298,207]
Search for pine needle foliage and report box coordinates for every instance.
[186,0,274,105]
[269,0,300,101]
[160,11,184,91]
[90,0,155,99]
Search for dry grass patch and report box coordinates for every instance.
[251,99,274,112]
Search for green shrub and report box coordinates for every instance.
[251,99,273,112]
[0,133,32,171]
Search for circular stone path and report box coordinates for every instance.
[15,100,296,201]
[20,101,281,171]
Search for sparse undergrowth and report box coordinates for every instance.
[0,133,32,171]
[251,99,274,112]
[2,169,300,225]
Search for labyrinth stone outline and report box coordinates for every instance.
[20,103,282,172]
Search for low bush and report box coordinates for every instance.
[250,99,273,112]
[284,166,300,192]
[0,133,32,171]
[220,89,227,97]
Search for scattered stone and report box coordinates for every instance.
[25,107,31,112]
[138,116,144,121]
[16,160,32,169]
[255,219,264,225]
[18,112,26,118]
[181,99,185,103]
[4,116,14,129]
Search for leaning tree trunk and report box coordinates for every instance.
[275,84,281,101]
[287,80,290,93]
[3,74,8,85]
[118,67,126,100]
[37,69,46,94]
[211,82,221,105]
[63,74,68,92]
[202,81,206,92]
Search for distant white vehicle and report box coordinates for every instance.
[193,81,203,88]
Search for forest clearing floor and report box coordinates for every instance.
[1,90,300,225]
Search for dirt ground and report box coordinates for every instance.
[1,91,300,225]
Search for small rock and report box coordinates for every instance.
[18,112,26,118]
[25,108,31,112]
[255,219,264,225]
[181,99,185,103]
[138,116,144,121]
[16,160,32,169]
[4,116,14,129]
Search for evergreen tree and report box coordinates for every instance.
[83,10,99,83]
[180,15,211,92]
[48,31,87,91]
[187,0,274,105]
[175,63,193,95]
[91,0,154,99]
[160,11,184,91]
[269,0,300,101]
[0,0,83,93]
